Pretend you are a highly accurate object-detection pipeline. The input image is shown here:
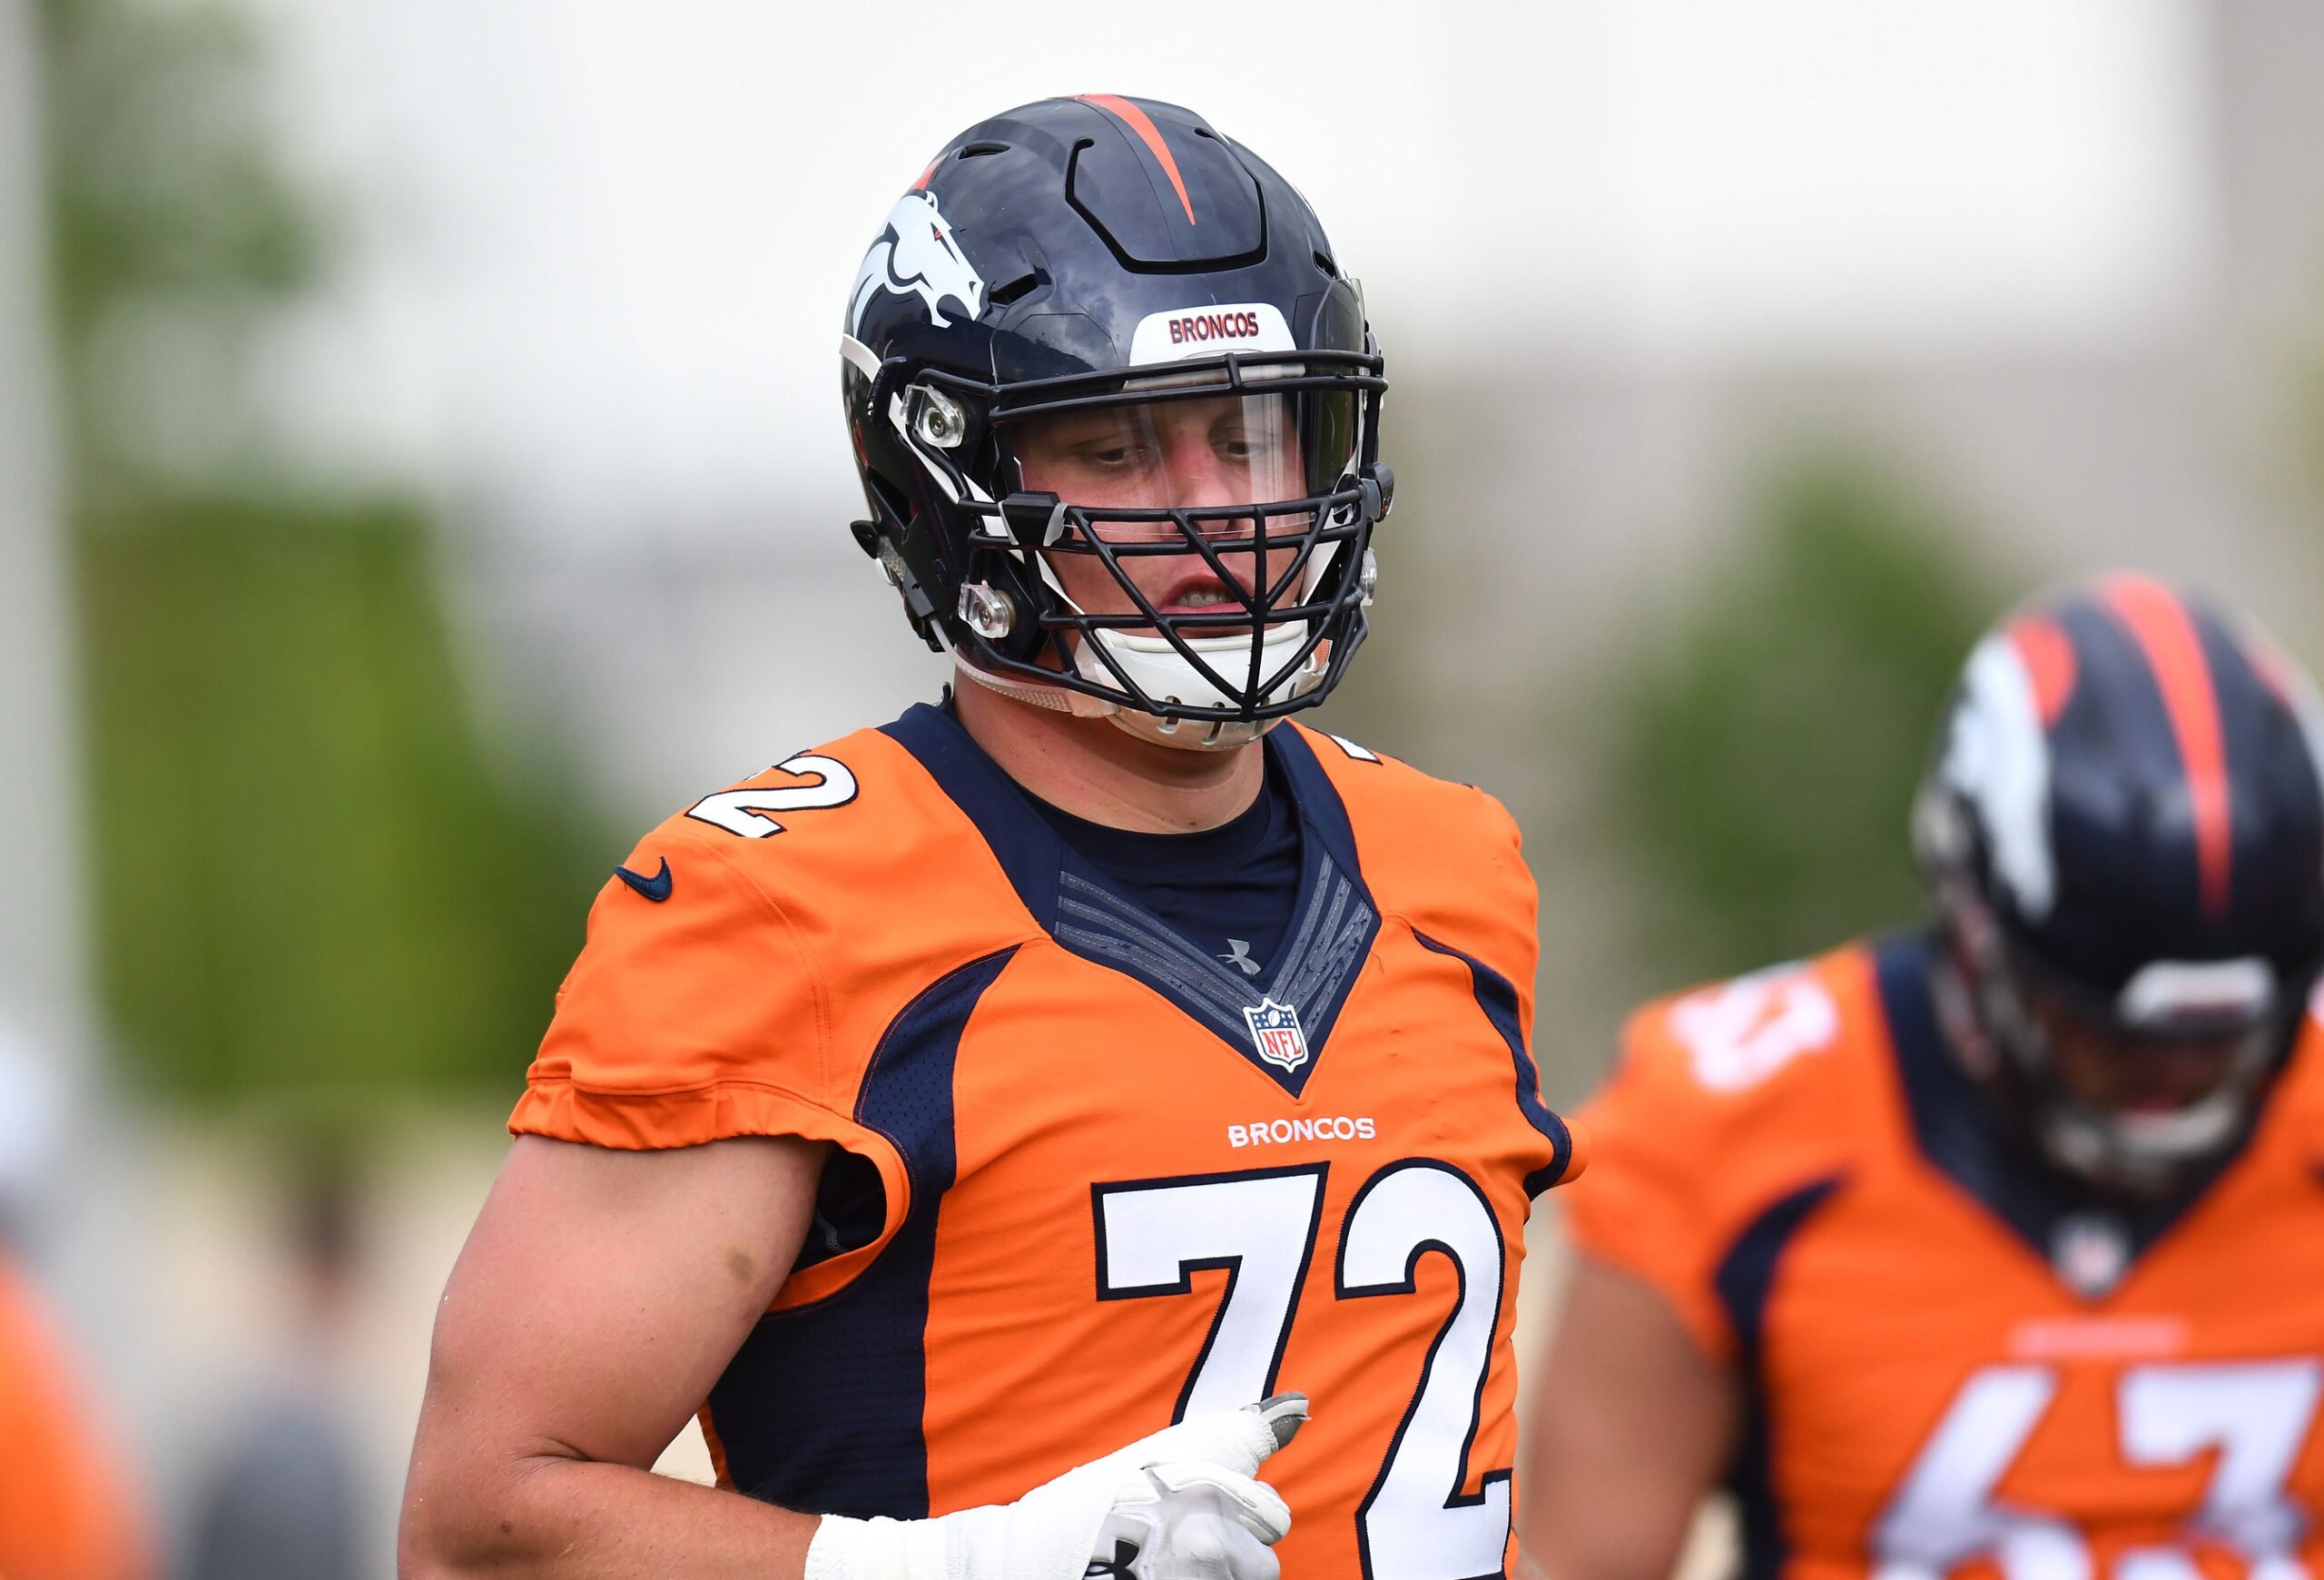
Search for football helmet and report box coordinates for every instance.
[1913,575,2324,1191]
[840,96,1390,751]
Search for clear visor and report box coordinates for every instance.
[1005,388,1355,539]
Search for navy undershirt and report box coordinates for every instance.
[1026,755,1305,984]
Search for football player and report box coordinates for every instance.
[399,96,1583,1580]
[1520,576,2324,1580]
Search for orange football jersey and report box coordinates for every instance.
[514,704,1582,1576]
[1566,934,2324,1580]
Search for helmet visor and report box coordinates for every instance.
[1007,387,1353,527]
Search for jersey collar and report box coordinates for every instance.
[879,702,1377,1096]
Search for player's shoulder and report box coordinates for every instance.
[1286,723,1519,841]
[1562,940,1897,1353]
[1284,723,1525,898]
[2263,987,2324,1161]
[614,719,1017,946]
[1285,724,1534,976]
[1600,939,1894,1144]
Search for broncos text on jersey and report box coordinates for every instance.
[1565,934,2324,1580]
[515,703,1583,1579]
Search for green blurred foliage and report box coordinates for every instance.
[1604,453,2002,984]
[79,499,600,1100]
[40,0,604,1103]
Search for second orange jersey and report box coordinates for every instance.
[1566,934,2324,1580]
[515,704,1582,1576]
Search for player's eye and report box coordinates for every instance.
[1214,416,1288,467]
[1077,439,1156,470]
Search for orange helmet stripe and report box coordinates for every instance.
[2102,575,2233,917]
[1078,94,1196,225]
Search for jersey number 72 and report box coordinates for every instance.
[1094,1160,1513,1580]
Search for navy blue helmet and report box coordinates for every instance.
[840,96,1390,750]
[1914,576,2324,1189]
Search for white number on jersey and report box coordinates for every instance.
[1669,964,1840,1092]
[1094,1166,1327,1418]
[685,753,857,838]
[1874,1359,2324,1580]
[1094,1159,1515,1580]
[1337,1161,1512,1580]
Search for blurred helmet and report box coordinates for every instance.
[839,95,1391,751]
[1913,575,2324,1191]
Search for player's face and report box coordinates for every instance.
[2034,995,2261,1120]
[1011,392,1308,632]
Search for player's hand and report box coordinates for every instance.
[803,1392,1306,1580]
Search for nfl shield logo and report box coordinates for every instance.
[1243,998,1310,1072]
[2051,1211,2130,1299]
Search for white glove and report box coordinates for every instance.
[803,1392,1306,1580]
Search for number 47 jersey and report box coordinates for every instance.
[514,703,1585,1577]
[1565,934,2324,1580]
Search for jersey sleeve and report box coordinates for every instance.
[1561,955,1862,1364]
[510,819,861,1154]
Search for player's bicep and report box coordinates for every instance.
[1519,1252,1738,1580]
[417,1133,826,1474]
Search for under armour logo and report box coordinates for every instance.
[1086,1538,1142,1578]
[1220,938,1264,977]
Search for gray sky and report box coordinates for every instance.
[252,0,2211,544]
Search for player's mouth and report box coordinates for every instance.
[1118,574,1272,640]
[1155,578,1255,618]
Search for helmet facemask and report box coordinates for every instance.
[878,349,1389,751]
[1931,880,2296,1196]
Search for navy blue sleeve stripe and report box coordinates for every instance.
[1412,931,1575,1196]
[705,946,1019,1516]
[1714,1175,1844,1580]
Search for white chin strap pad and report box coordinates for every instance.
[1078,623,1326,753]
[953,624,1327,755]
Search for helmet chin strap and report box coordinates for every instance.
[950,652,1116,719]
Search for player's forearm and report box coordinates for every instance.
[398,1453,818,1580]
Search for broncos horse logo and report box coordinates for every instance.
[850,192,986,333]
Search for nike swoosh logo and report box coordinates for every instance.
[614,857,673,902]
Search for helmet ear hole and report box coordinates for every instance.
[989,272,1042,308]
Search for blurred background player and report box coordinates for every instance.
[1521,574,2324,1580]
[399,95,1580,1580]
[184,1147,366,1580]
[0,1244,152,1580]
